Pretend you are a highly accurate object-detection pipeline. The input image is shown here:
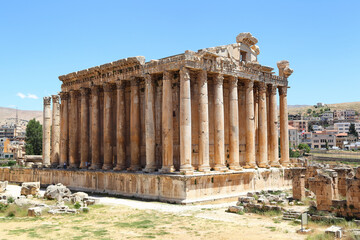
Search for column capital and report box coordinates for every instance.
[91,85,100,94]
[80,87,91,97]
[198,69,207,84]
[229,76,238,88]
[144,74,152,85]
[214,73,224,85]
[258,82,267,93]
[163,71,172,81]
[103,83,116,92]
[59,91,69,100]
[116,80,126,90]
[268,84,277,95]
[244,79,253,89]
[130,77,140,86]
[69,90,80,98]
[180,67,190,81]
[52,95,60,104]
[278,86,288,96]
[43,96,51,105]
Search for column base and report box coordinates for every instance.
[198,165,211,172]
[143,166,157,173]
[213,165,228,172]
[180,164,194,175]
[89,164,101,170]
[79,163,88,169]
[102,164,113,170]
[51,163,59,168]
[127,165,141,171]
[243,164,256,169]
[68,164,79,169]
[257,164,269,168]
[113,165,126,171]
[159,166,175,173]
[229,165,242,171]
[270,162,281,168]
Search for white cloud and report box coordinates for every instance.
[16,92,26,99]
[27,94,39,99]
[16,92,39,100]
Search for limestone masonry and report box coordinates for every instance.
[22,33,294,202]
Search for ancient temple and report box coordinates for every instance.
[34,33,294,203]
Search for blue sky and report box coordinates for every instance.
[1,0,359,110]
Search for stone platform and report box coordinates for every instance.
[0,167,292,204]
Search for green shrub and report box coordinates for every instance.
[74,202,81,209]
[0,203,8,212]
[82,208,89,213]
[7,196,14,204]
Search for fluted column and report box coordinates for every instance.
[198,70,210,172]
[114,81,126,171]
[51,95,60,167]
[258,83,268,168]
[279,86,290,166]
[268,85,280,167]
[244,80,256,168]
[254,86,259,166]
[229,76,241,170]
[238,83,246,166]
[102,83,114,170]
[144,74,157,172]
[42,96,51,167]
[89,85,101,170]
[59,92,69,167]
[79,88,90,169]
[160,71,175,173]
[179,67,193,174]
[128,78,141,171]
[69,90,79,168]
[213,74,227,171]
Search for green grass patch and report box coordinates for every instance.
[306,233,334,240]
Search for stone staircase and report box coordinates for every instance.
[282,210,302,221]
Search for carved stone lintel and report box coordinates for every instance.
[43,96,51,105]
[59,92,69,101]
[278,86,288,96]
[51,95,60,104]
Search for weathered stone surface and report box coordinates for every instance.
[44,183,71,200]
[20,182,40,196]
[28,207,42,217]
[228,206,244,213]
[0,181,7,193]
[325,226,343,238]
[236,32,258,46]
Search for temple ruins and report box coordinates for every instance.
[0,33,295,203]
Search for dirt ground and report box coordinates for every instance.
[0,185,308,240]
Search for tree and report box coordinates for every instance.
[25,119,42,155]
[348,123,359,139]
[308,123,313,132]
[298,143,310,153]
[307,109,312,114]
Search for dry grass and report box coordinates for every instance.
[288,101,360,115]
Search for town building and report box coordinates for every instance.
[311,130,337,149]
[300,132,312,147]
[334,109,356,121]
[0,138,13,159]
[0,126,16,140]
[288,120,308,132]
[334,122,360,135]
[288,125,300,148]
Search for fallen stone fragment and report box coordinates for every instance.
[21,182,40,196]
[28,207,42,217]
[228,206,244,213]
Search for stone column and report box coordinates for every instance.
[114,81,126,171]
[102,83,114,170]
[213,74,227,171]
[79,87,90,169]
[254,86,259,166]
[198,70,210,172]
[279,86,290,167]
[42,96,51,167]
[238,83,246,166]
[228,76,241,170]
[244,80,256,168]
[258,83,268,168]
[160,71,175,173]
[59,92,69,167]
[69,90,79,168]
[89,85,101,170]
[128,78,141,171]
[51,95,60,167]
[268,85,280,167]
[144,74,157,172]
[179,67,193,174]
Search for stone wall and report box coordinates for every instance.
[0,167,292,204]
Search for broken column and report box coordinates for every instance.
[292,167,306,201]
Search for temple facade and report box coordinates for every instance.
[44,32,293,174]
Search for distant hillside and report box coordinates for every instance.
[0,107,43,127]
[288,102,360,115]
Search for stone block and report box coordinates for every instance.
[228,206,244,213]
[28,207,42,217]
[325,226,343,238]
[0,181,8,193]
[238,196,255,203]
[21,182,40,196]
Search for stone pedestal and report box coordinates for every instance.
[42,97,51,167]
[51,95,60,167]
[213,74,228,171]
